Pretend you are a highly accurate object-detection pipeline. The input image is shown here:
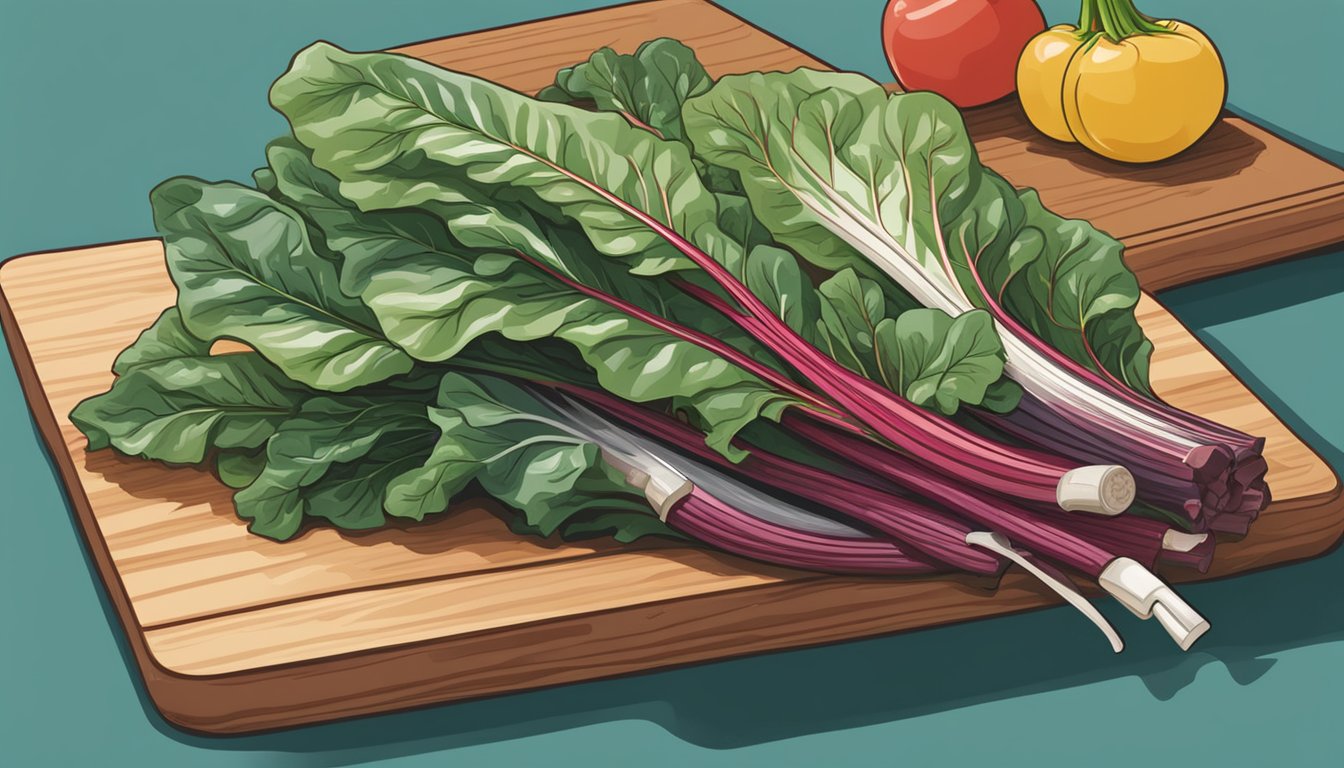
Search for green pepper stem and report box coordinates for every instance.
[1078,0,1169,42]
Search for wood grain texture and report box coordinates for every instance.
[1,0,1340,735]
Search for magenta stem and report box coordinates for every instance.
[556,382,1001,573]
[669,491,942,575]
[785,414,1119,577]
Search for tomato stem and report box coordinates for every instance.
[1077,0,1170,43]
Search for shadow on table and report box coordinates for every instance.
[70,250,1342,766]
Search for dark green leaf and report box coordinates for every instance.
[384,373,661,537]
[235,396,435,540]
[744,245,820,337]
[151,176,415,391]
[980,378,1024,414]
[69,355,309,464]
[111,308,210,375]
[272,43,733,277]
[538,38,712,145]
[262,138,800,457]
[217,450,267,489]
[814,269,889,379]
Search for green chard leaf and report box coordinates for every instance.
[509,509,681,544]
[538,38,712,146]
[805,270,1016,414]
[714,193,775,267]
[538,38,745,197]
[814,269,891,378]
[957,183,1154,395]
[271,43,734,278]
[744,245,821,338]
[217,450,267,489]
[72,306,310,463]
[872,308,1013,416]
[684,70,893,273]
[684,72,1153,392]
[384,372,671,540]
[70,353,310,464]
[980,378,1025,414]
[151,176,415,392]
[235,395,437,540]
[111,307,211,375]
[269,44,1012,428]
[261,137,800,458]
[77,308,319,477]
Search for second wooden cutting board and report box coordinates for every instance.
[2,0,1341,736]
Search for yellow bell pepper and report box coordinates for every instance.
[1016,0,1226,163]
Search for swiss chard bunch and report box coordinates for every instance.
[67,38,1244,652]
[72,42,1023,542]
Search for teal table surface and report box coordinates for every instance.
[2,1,1341,765]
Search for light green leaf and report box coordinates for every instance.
[937,173,1153,394]
[685,70,896,272]
[984,186,1152,394]
[539,38,742,198]
[872,309,1007,415]
[685,72,1152,392]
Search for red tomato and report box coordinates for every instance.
[882,0,1046,108]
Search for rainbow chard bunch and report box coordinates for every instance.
[72,40,1266,652]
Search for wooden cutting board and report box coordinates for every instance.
[2,0,1341,736]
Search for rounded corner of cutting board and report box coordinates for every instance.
[2,240,168,305]
[133,672,275,737]
[1,249,45,290]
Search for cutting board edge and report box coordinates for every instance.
[129,487,1344,736]
[4,242,1342,736]
[0,272,184,731]
[82,489,1344,736]
[1123,181,1344,290]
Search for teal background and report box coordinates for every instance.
[2,0,1341,764]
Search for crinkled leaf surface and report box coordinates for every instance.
[262,139,800,457]
[272,43,737,277]
[235,396,436,540]
[384,372,670,539]
[684,71,1152,392]
[538,38,711,146]
[152,176,415,391]
[70,353,310,465]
